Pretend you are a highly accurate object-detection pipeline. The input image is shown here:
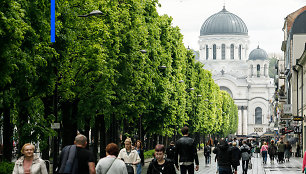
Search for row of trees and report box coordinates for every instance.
[0,0,238,162]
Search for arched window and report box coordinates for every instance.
[206,45,209,60]
[230,44,234,59]
[257,64,260,77]
[239,45,242,60]
[255,107,262,124]
[213,44,217,60]
[221,44,226,60]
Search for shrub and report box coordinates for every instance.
[144,149,155,159]
[0,161,15,174]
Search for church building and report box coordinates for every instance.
[198,6,275,136]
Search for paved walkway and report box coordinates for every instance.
[141,150,303,174]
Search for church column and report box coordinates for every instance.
[243,107,248,135]
[209,44,213,60]
[238,108,242,135]
[253,65,257,78]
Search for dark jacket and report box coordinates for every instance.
[147,158,176,174]
[204,146,211,156]
[230,146,241,166]
[58,145,78,174]
[175,136,199,166]
[137,148,145,165]
[240,144,251,161]
[166,145,176,162]
[268,144,277,155]
[213,141,232,168]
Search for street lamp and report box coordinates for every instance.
[158,65,167,69]
[179,80,184,83]
[78,10,103,17]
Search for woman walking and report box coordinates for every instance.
[284,141,292,162]
[96,143,128,174]
[135,140,144,174]
[268,140,277,164]
[260,142,268,164]
[118,138,141,174]
[13,143,48,174]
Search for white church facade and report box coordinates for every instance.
[198,7,275,136]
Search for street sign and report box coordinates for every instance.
[293,116,303,121]
[283,104,292,115]
[51,123,60,129]
[294,126,302,134]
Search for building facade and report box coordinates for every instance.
[279,6,306,153]
[198,7,275,136]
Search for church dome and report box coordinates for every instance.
[248,46,268,60]
[200,6,248,36]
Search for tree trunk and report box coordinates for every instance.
[99,115,106,158]
[3,103,13,161]
[41,96,53,161]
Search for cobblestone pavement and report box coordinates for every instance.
[141,150,303,174]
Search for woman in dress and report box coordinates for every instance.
[118,138,141,174]
[13,143,48,174]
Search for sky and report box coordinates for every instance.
[157,0,305,57]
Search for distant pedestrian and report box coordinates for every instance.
[166,141,176,163]
[240,140,251,174]
[277,140,285,163]
[96,143,127,174]
[214,138,218,147]
[302,151,306,173]
[284,141,292,162]
[268,140,277,164]
[13,143,48,174]
[118,138,141,174]
[204,143,211,164]
[213,139,232,174]
[260,142,268,164]
[230,142,241,174]
[175,126,199,174]
[135,140,144,174]
[291,142,297,157]
[147,144,176,174]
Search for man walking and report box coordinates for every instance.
[175,126,199,174]
[166,141,176,163]
[213,139,232,174]
[57,134,96,174]
[240,140,251,174]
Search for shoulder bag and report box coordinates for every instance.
[105,158,116,174]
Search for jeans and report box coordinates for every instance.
[205,155,211,164]
[262,151,267,163]
[219,166,232,174]
[136,163,141,174]
[242,160,249,174]
[180,164,194,174]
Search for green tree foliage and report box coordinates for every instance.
[0,0,238,161]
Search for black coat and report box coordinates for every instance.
[175,136,199,166]
[230,146,241,166]
[213,142,232,167]
[147,158,176,174]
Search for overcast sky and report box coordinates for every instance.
[157,0,305,57]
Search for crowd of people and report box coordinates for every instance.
[11,129,304,174]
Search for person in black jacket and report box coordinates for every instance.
[175,126,199,174]
[147,144,176,174]
[204,143,211,164]
[166,141,176,163]
[213,139,232,174]
[230,142,241,174]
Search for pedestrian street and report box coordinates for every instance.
[141,150,303,174]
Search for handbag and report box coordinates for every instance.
[248,161,252,169]
[105,158,116,174]
[126,163,134,174]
